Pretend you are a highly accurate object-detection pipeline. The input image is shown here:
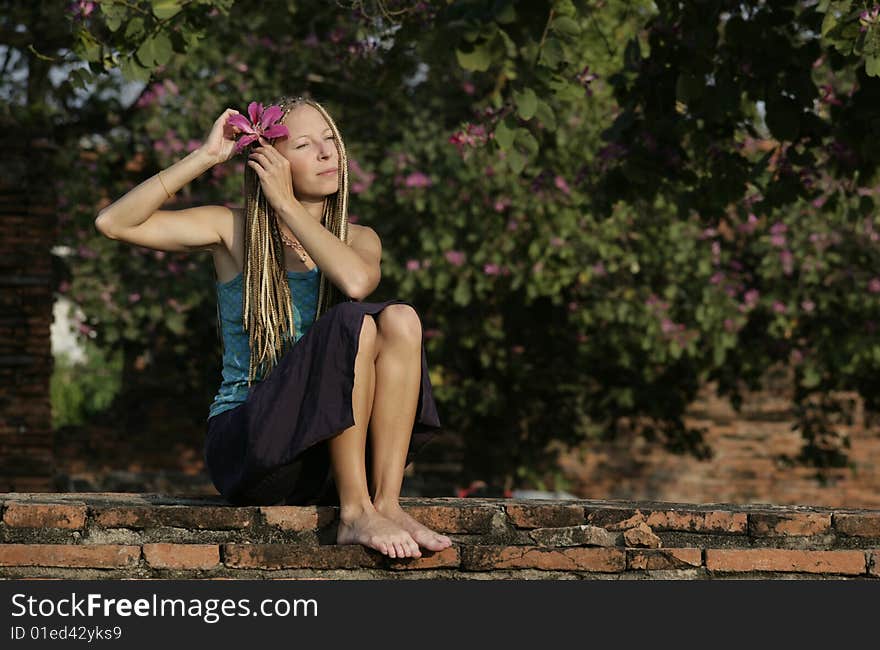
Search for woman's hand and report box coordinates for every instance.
[198,108,242,166]
[247,137,298,215]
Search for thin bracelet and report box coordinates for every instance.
[157,170,174,199]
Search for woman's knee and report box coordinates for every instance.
[377,304,422,347]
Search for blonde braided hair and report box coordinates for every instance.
[232,95,352,386]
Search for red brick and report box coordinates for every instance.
[869,550,880,578]
[401,505,495,534]
[142,544,220,570]
[749,513,831,536]
[645,510,748,534]
[0,544,140,568]
[3,503,86,529]
[260,506,335,531]
[834,514,880,538]
[93,506,253,530]
[463,546,625,572]
[223,544,458,570]
[628,548,703,570]
[505,504,585,529]
[705,549,865,575]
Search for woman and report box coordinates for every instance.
[95,95,451,559]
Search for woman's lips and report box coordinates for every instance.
[318,168,338,176]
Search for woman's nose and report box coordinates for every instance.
[318,141,335,159]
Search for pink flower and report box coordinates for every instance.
[227,102,290,154]
[743,289,760,306]
[128,293,141,303]
[483,263,500,275]
[404,172,432,188]
[445,250,466,266]
[494,198,510,212]
[801,299,815,312]
[550,236,564,247]
[424,328,441,339]
[462,81,475,95]
[406,259,421,271]
[870,278,880,293]
[554,175,571,195]
[780,249,794,275]
[348,213,359,223]
[772,301,787,314]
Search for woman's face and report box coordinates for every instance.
[274,104,339,200]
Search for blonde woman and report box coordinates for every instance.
[95,96,451,559]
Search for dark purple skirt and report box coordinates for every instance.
[203,299,442,507]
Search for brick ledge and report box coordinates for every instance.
[1,494,878,579]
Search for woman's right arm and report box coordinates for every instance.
[94,108,241,253]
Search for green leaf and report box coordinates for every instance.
[125,17,145,40]
[867,55,880,78]
[100,3,127,32]
[506,149,526,174]
[539,37,564,68]
[453,281,471,306]
[76,30,102,63]
[534,99,556,130]
[456,44,491,71]
[151,0,183,20]
[120,55,151,83]
[552,16,581,36]
[515,128,539,156]
[495,3,517,24]
[514,87,538,120]
[494,117,515,150]
[136,32,173,67]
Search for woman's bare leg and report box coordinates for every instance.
[331,313,421,558]
[369,305,452,552]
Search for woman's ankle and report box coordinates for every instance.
[339,498,376,522]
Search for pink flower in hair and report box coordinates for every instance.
[227,102,290,154]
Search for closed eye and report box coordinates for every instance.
[296,136,334,149]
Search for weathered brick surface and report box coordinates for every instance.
[705,549,866,575]
[0,495,877,578]
[645,510,748,534]
[505,504,585,529]
[142,543,219,570]
[224,544,459,570]
[528,525,619,548]
[402,504,497,533]
[749,513,832,537]
[627,548,702,570]
[260,506,335,531]
[624,522,662,548]
[3,503,86,529]
[0,543,140,568]
[462,546,626,572]
[93,506,254,530]
[833,514,880,538]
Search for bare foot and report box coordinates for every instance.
[375,501,453,552]
[336,505,422,559]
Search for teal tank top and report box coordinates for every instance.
[208,266,320,420]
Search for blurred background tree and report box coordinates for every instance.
[5,0,880,493]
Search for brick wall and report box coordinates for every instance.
[558,367,880,508]
[0,142,56,492]
[0,494,877,579]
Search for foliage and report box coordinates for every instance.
[6,0,880,489]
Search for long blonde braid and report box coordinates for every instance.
[240,95,352,386]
